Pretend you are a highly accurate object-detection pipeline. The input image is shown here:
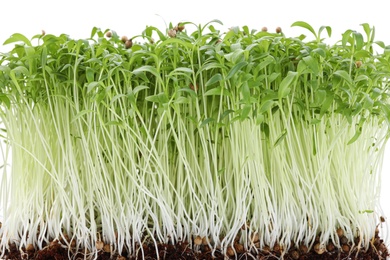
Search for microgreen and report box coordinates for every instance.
[0,21,389,258]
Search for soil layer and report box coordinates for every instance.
[1,232,388,260]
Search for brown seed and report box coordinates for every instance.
[291,250,300,260]
[276,27,282,33]
[326,242,335,252]
[194,236,202,245]
[262,245,271,253]
[117,256,126,260]
[105,31,112,38]
[121,36,128,43]
[355,60,362,68]
[251,233,260,243]
[254,242,260,248]
[41,30,46,36]
[168,29,177,38]
[273,243,280,252]
[190,83,198,91]
[336,228,344,238]
[177,23,185,32]
[234,243,244,253]
[342,244,350,253]
[202,236,209,245]
[226,246,235,257]
[380,216,385,222]
[314,243,325,254]
[125,39,133,49]
[103,243,111,253]
[96,240,104,250]
[261,27,268,32]
[49,240,58,247]
[340,235,348,245]
[26,244,35,251]
[70,239,76,248]
[299,244,308,254]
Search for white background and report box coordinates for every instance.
[0,0,389,244]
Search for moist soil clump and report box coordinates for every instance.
[1,233,388,260]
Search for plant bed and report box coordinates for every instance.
[1,21,390,259]
[0,229,388,259]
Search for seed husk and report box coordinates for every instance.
[234,242,244,253]
[340,235,348,245]
[355,60,362,68]
[177,23,185,32]
[336,227,344,237]
[125,39,133,49]
[291,250,300,260]
[202,236,209,245]
[273,243,280,252]
[261,27,268,32]
[168,29,177,38]
[26,244,35,251]
[121,36,128,43]
[194,236,202,245]
[276,27,282,33]
[299,244,308,253]
[342,244,350,253]
[105,31,112,38]
[96,240,104,250]
[326,241,335,252]
[314,243,325,254]
[103,243,111,253]
[226,246,235,257]
[250,232,260,243]
[41,30,46,36]
[262,245,271,253]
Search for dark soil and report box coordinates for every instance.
[1,232,388,260]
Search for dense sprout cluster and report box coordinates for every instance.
[0,20,390,259]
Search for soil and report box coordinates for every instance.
[0,231,388,260]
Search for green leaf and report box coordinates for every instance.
[259,100,275,113]
[226,61,247,79]
[133,65,160,78]
[278,71,298,99]
[87,82,101,93]
[347,118,365,144]
[353,31,364,50]
[333,70,352,86]
[71,110,95,123]
[205,73,223,87]
[204,86,223,96]
[291,21,317,39]
[0,94,11,109]
[200,117,215,127]
[302,56,319,75]
[3,33,32,46]
[145,92,168,104]
[240,82,250,101]
[274,129,287,146]
[41,46,47,67]
[86,67,95,83]
[318,25,332,38]
[172,67,193,74]
[132,85,149,94]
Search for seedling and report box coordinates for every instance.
[0,20,389,259]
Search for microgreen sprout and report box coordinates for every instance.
[0,20,389,259]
